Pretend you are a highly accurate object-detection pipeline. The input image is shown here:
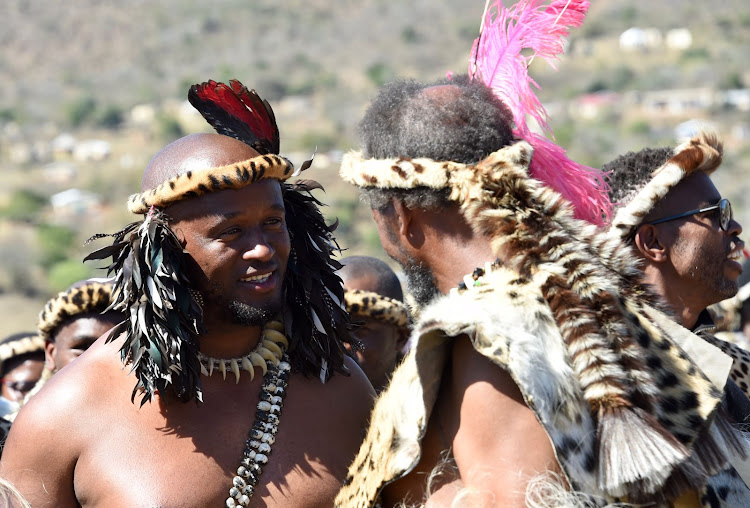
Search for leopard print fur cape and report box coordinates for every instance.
[336,140,749,507]
[335,269,750,507]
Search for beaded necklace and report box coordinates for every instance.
[198,320,290,508]
[451,259,502,295]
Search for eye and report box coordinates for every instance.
[220,226,242,237]
[264,217,285,227]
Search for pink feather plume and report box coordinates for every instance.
[468,0,612,225]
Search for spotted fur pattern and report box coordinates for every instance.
[335,271,750,507]
[37,281,114,340]
[337,140,747,506]
[344,289,409,327]
[701,334,750,399]
[607,131,723,241]
[127,154,294,214]
[0,335,45,366]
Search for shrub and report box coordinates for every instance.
[65,97,97,128]
[0,190,46,223]
[37,224,76,269]
[47,259,92,293]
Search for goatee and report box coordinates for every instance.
[403,260,440,308]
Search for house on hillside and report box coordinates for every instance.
[665,29,692,50]
[49,188,102,220]
[619,27,662,51]
[719,89,750,112]
[628,88,714,117]
[569,92,621,120]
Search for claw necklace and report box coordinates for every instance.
[197,320,288,383]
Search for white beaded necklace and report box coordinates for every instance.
[198,320,291,507]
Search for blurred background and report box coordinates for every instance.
[1,0,749,334]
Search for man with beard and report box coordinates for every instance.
[1,80,373,507]
[338,256,410,393]
[604,134,750,396]
[335,76,750,507]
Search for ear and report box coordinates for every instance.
[390,199,412,239]
[634,224,668,263]
[44,340,57,372]
[391,200,425,250]
[395,326,410,351]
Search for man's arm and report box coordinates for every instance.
[0,376,81,507]
[448,335,561,507]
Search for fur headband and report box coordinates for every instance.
[344,289,409,327]
[37,281,114,340]
[127,154,295,214]
[339,140,533,197]
[0,334,45,367]
[607,131,723,240]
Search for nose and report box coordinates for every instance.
[727,217,743,237]
[241,232,275,262]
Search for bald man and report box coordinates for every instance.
[339,256,409,393]
[1,82,373,507]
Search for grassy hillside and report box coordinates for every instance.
[1,0,749,334]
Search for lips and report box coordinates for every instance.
[241,273,272,283]
[239,269,278,293]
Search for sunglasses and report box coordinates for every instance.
[644,198,733,231]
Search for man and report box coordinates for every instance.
[0,332,45,454]
[335,76,750,507]
[339,255,409,393]
[0,333,45,409]
[1,80,373,507]
[604,134,750,396]
[38,279,122,373]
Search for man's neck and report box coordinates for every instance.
[642,267,704,329]
[428,235,496,295]
[198,320,264,359]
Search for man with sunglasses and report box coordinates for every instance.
[605,131,750,398]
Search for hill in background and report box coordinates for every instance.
[1,0,749,333]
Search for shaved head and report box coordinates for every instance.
[141,133,261,191]
[339,256,403,301]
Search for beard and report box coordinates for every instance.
[227,301,277,326]
[204,283,282,327]
[674,238,739,305]
[402,258,440,308]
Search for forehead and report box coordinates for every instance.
[168,179,285,223]
[341,273,380,291]
[659,171,720,213]
[53,313,120,342]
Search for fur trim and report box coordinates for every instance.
[344,289,409,327]
[127,154,294,214]
[337,269,747,506]
[339,141,532,196]
[37,281,114,340]
[607,131,723,240]
[0,335,45,366]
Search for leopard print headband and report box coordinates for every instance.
[344,289,409,327]
[339,140,532,199]
[37,281,114,340]
[0,334,45,365]
[127,154,296,214]
[607,131,723,240]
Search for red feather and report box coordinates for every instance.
[188,79,280,154]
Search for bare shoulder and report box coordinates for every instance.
[446,335,559,506]
[0,334,125,506]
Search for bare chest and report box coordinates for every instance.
[72,387,343,508]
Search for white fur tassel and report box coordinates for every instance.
[597,406,688,498]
